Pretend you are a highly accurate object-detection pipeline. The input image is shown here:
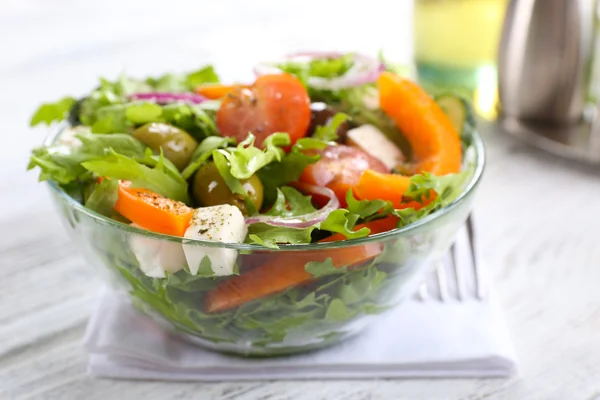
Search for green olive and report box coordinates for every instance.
[132,122,198,171]
[193,162,264,214]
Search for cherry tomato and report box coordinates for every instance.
[216,73,311,148]
[299,145,389,206]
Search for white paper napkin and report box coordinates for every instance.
[83,223,518,381]
[84,288,516,380]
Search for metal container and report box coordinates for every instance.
[497,0,600,166]
[498,0,595,124]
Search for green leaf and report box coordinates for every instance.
[305,258,347,278]
[212,149,246,196]
[125,102,163,125]
[90,104,130,133]
[28,147,87,185]
[181,136,235,180]
[265,186,317,217]
[146,65,220,92]
[195,256,216,277]
[82,149,189,203]
[312,112,350,142]
[345,190,393,220]
[248,234,279,249]
[30,97,76,126]
[247,223,313,248]
[324,299,356,322]
[27,130,147,185]
[79,75,152,126]
[336,266,387,306]
[257,152,320,205]
[77,131,147,157]
[84,178,119,216]
[278,53,354,82]
[223,133,289,180]
[186,65,220,88]
[320,209,370,239]
[392,170,469,227]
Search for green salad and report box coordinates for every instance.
[30,52,477,354]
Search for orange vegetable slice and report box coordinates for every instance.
[114,183,194,236]
[353,169,436,210]
[354,170,411,209]
[195,84,249,99]
[377,71,462,176]
[203,217,398,313]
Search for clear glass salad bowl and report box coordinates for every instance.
[45,124,485,356]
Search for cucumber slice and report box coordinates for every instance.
[435,94,469,134]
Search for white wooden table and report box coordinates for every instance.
[2,1,600,399]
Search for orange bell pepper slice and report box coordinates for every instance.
[195,84,249,99]
[204,216,398,313]
[377,71,462,176]
[353,169,436,210]
[114,183,194,236]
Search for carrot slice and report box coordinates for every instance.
[377,71,462,175]
[114,184,194,236]
[204,217,398,313]
[195,84,249,99]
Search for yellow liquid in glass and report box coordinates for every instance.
[414,0,507,119]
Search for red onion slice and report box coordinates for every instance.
[254,52,385,90]
[245,183,339,229]
[128,92,206,105]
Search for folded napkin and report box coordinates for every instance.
[83,226,517,380]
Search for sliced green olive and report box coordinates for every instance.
[193,162,264,215]
[132,122,198,171]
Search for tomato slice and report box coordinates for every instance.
[216,73,311,148]
[299,145,389,206]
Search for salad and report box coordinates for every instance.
[29,52,477,354]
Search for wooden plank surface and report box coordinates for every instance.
[1,1,600,399]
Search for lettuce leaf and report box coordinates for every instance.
[247,225,313,248]
[89,101,218,141]
[79,76,152,126]
[224,133,289,180]
[345,190,393,220]
[319,209,369,239]
[266,187,316,217]
[311,112,350,142]
[30,97,77,127]
[393,171,469,227]
[305,258,347,278]
[258,151,319,205]
[277,53,354,83]
[145,65,219,92]
[84,178,119,216]
[181,136,235,180]
[81,150,190,203]
[27,131,147,185]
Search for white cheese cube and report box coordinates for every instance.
[183,205,247,276]
[129,224,186,278]
[346,124,405,169]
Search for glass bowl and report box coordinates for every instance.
[45,123,485,356]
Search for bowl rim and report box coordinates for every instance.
[45,121,485,252]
